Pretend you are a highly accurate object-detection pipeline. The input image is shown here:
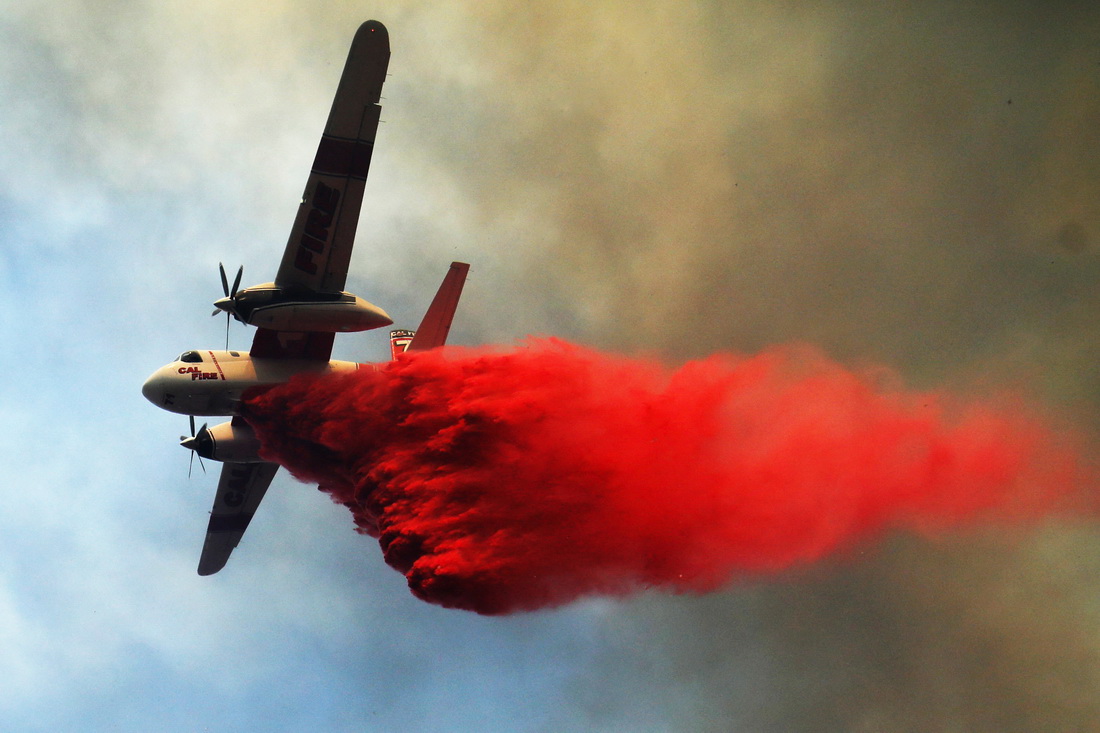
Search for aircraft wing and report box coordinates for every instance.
[205,322,330,576]
[274,20,390,294]
[203,23,390,574]
[198,456,280,576]
[248,328,335,361]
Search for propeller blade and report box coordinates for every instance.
[230,266,243,298]
[185,415,198,478]
[212,264,244,338]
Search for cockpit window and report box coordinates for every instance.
[177,350,203,363]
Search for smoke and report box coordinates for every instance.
[241,339,1089,614]
[4,0,1096,727]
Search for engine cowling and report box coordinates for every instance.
[217,282,393,333]
[184,420,264,463]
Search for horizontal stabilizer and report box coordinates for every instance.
[407,262,469,352]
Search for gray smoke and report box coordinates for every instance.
[403,2,1100,729]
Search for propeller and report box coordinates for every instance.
[180,415,208,478]
[211,263,244,349]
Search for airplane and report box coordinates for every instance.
[141,20,469,576]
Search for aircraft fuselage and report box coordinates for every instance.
[141,349,363,416]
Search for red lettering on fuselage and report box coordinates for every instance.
[177,366,220,380]
[293,181,341,275]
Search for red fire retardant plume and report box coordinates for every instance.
[240,339,1090,614]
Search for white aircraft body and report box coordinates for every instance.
[141,20,469,575]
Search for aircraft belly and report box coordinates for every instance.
[247,358,357,383]
[174,386,241,416]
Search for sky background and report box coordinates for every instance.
[2,1,1100,730]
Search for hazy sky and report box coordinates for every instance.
[2,1,1099,730]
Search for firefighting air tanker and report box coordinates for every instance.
[142,21,469,575]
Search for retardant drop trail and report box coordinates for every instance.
[240,339,1090,614]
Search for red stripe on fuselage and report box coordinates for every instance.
[207,351,227,380]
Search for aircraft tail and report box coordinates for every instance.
[389,329,414,360]
[395,262,469,357]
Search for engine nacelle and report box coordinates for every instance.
[188,420,264,463]
[221,283,393,333]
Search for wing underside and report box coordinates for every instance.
[195,21,390,575]
[198,458,280,575]
[248,328,335,361]
[274,20,391,294]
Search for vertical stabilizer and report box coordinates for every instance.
[406,262,470,351]
[389,329,415,360]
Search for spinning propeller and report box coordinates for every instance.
[211,263,244,349]
[180,415,208,478]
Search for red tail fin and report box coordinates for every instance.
[389,330,415,360]
[406,262,469,352]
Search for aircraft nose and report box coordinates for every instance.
[141,369,166,406]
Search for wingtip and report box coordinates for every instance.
[197,558,226,576]
[360,20,389,38]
